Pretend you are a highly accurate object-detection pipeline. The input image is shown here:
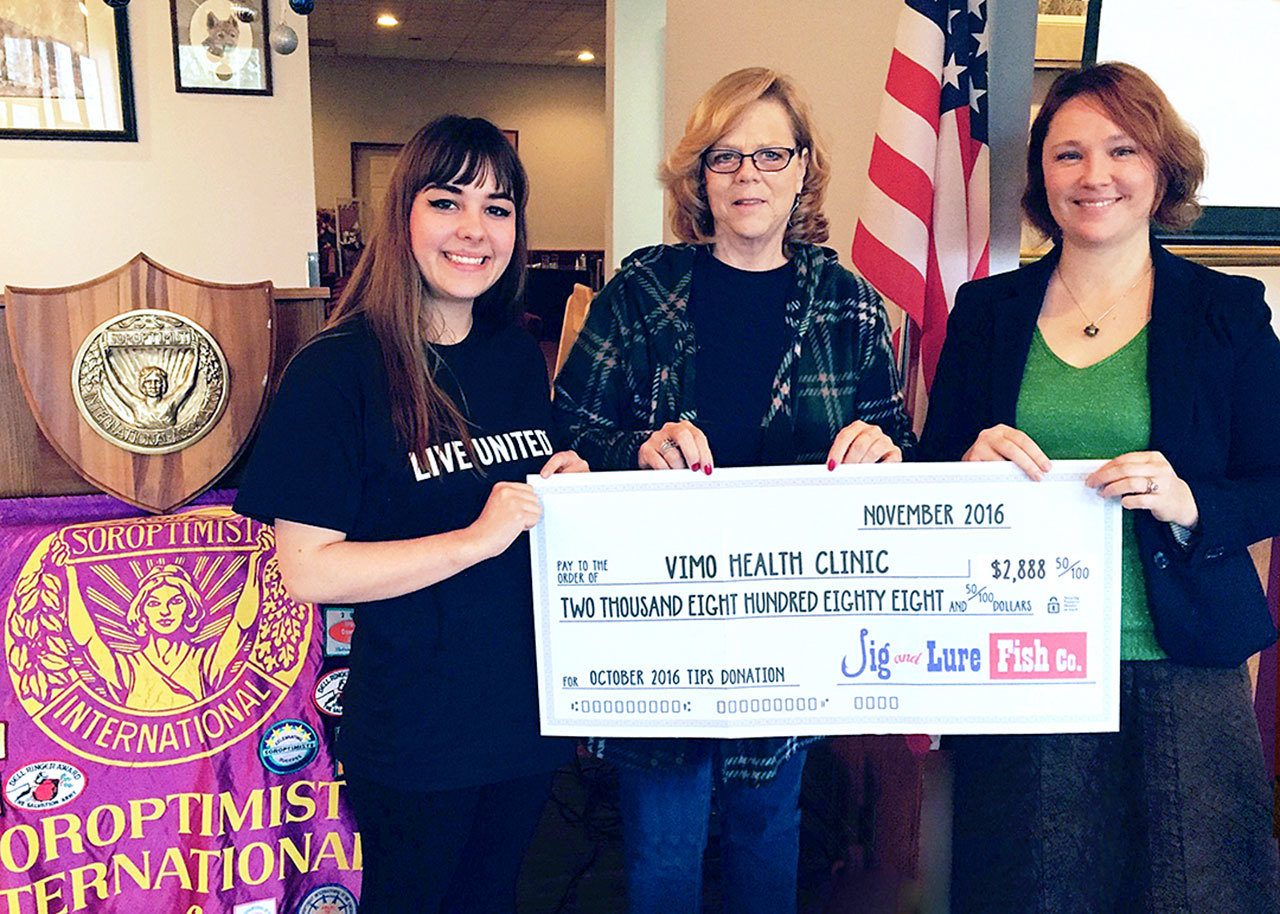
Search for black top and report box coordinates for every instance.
[920,241,1280,668]
[689,248,793,467]
[234,318,571,790]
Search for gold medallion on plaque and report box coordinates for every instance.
[71,309,229,455]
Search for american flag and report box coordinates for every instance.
[852,0,990,423]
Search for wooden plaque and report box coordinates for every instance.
[4,254,274,513]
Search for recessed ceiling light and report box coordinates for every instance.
[577,49,595,62]
[376,13,400,27]
[78,2,87,15]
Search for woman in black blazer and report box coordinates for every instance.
[922,63,1280,912]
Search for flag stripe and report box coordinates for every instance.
[885,50,942,129]
[875,94,941,174]
[897,2,948,65]
[852,224,927,323]
[868,136,934,226]
[853,0,990,412]
[860,179,931,281]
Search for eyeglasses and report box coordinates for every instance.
[701,146,798,174]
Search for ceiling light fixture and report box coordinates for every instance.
[577,49,595,62]
[376,13,399,27]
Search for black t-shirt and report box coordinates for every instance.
[234,318,571,790]
[689,248,793,467]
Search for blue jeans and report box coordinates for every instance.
[617,747,807,914]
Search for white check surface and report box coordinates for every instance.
[529,462,1121,738]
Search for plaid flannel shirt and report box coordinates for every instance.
[552,242,915,783]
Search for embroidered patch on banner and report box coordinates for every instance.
[296,883,357,914]
[4,760,86,812]
[324,607,354,657]
[233,899,279,914]
[313,669,347,717]
[3,508,312,767]
[258,719,319,775]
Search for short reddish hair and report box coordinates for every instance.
[1024,62,1205,239]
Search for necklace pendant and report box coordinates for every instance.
[1083,324,1100,338]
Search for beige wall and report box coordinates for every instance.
[310,56,607,251]
[0,6,316,288]
[663,0,903,267]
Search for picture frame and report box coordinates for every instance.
[170,0,272,96]
[335,198,365,278]
[1084,0,1280,244]
[1035,0,1086,69]
[0,2,137,141]
[348,131,519,198]
[350,131,519,239]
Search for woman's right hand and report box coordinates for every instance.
[963,424,1052,481]
[469,482,543,558]
[638,421,714,473]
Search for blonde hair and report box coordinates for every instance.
[661,67,830,249]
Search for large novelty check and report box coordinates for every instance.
[529,462,1121,737]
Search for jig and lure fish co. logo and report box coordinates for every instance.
[840,628,894,681]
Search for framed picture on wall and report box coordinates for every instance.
[350,131,519,233]
[169,0,272,96]
[1035,0,1086,68]
[0,2,137,141]
[1084,0,1280,244]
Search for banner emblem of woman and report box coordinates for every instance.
[4,506,311,766]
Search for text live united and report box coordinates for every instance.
[529,462,1123,738]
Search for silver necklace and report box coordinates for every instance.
[1056,265,1151,337]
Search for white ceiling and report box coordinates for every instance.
[303,0,606,67]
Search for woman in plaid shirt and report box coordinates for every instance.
[553,67,914,914]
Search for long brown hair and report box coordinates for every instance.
[327,116,529,460]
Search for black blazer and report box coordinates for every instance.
[920,241,1280,667]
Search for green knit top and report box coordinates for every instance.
[1016,326,1165,660]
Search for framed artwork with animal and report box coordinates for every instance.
[169,0,272,96]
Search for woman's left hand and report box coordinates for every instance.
[539,450,590,477]
[826,420,902,469]
[1085,451,1198,528]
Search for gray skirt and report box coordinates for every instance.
[949,661,1279,914]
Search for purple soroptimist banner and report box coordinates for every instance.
[0,493,361,914]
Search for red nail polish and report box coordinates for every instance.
[704,464,713,475]
[691,463,700,472]
[827,459,836,471]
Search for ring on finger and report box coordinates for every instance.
[659,439,677,454]
[1145,476,1159,495]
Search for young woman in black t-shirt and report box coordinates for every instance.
[235,116,585,913]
